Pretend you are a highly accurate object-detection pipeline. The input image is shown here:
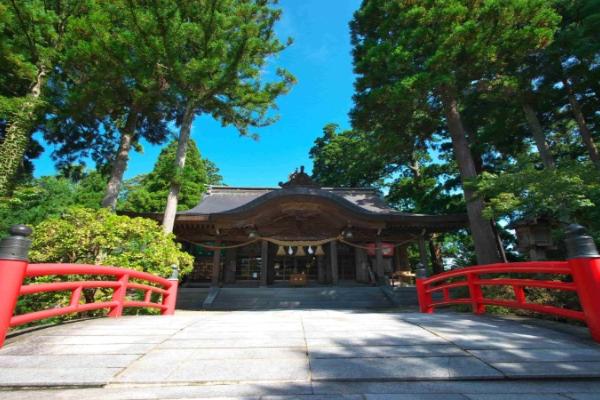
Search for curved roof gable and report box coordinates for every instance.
[179,186,396,216]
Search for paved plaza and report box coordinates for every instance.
[1,310,600,399]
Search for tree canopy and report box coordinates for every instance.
[121,139,223,213]
[135,0,296,232]
[346,0,568,264]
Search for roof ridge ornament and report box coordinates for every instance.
[279,166,321,188]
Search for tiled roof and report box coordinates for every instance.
[178,186,395,215]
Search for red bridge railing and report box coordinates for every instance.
[0,226,179,348]
[416,224,600,343]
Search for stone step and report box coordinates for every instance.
[176,286,419,310]
[209,287,396,310]
[175,288,210,310]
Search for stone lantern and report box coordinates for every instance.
[512,216,555,260]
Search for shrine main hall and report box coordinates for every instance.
[170,168,468,286]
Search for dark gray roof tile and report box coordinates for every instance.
[178,186,393,215]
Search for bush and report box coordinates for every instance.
[15,207,193,323]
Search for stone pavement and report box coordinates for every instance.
[1,310,600,399]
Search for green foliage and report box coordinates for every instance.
[0,172,106,238]
[476,162,596,220]
[119,0,295,138]
[121,139,223,212]
[350,0,560,135]
[310,124,390,187]
[42,0,174,168]
[475,159,600,246]
[14,207,193,324]
[29,207,193,277]
[347,0,562,264]
[387,159,465,215]
[0,1,89,195]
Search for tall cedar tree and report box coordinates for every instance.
[0,1,87,196]
[41,1,176,210]
[121,1,295,233]
[539,0,600,169]
[350,0,560,264]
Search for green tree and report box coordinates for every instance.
[0,1,89,196]
[41,1,176,210]
[540,0,600,169]
[121,1,295,233]
[474,153,600,235]
[310,124,390,187]
[350,0,560,264]
[121,139,222,212]
[0,170,106,237]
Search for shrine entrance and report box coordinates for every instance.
[169,167,469,287]
[272,254,318,282]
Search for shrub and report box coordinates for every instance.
[15,207,193,323]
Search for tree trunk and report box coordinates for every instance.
[440,88,501,265]
[522,103,555,170]
[101,112,139,210]
[0,66,47,196]
[562,78,600,170]
[162,103,195,233]
[428,238,443,275]
[408,153,421,178]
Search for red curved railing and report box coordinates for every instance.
[416,258,600,343]
[0,261,178,347]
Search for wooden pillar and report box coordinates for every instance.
[224,247,237,283]
[330,241,339,285]
[260,240,268,287]
[355,247,368,283]
[267,242,276,284]
[317,255,326,284]
[418,234,429,276]
[375,237,384,282]
[397,244,410,271]
[211,242,221,286]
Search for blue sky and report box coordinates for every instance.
[33,0,363,187]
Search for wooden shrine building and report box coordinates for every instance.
[173,167,468,286]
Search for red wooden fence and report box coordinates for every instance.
[416,258,600,343]
[0,226,179,348]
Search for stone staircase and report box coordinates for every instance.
[176,285,421,310]
[380,286,420,306]
[206,286,397,310]
[175,287,210,310]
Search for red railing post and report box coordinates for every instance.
[108,274,129,317]
[415,263,433,313]
[161,265,179,315]
[0,225,32,347]
[566,224,600,342]
[467,272,485,314]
